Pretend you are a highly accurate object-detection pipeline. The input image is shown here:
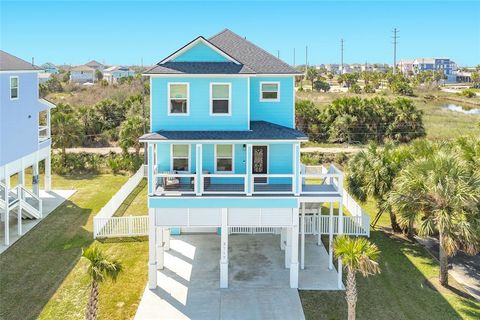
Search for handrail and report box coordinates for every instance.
[203,173,246,178]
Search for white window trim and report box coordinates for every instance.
[170,144,191,173]
[209,82,232,116]
[10,76,19,100]
[167,82,190,116]
[259,81,280,102]
[214,144,235,173]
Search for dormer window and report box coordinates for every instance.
[168,83,189,115]
[210,83,231,115]
[260,82,280,102]
[10,76,19,100]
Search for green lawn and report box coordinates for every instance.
[0,173,148,320]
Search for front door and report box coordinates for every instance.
[252,146,268,183]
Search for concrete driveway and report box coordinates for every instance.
[135,234,305,320]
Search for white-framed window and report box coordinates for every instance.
[215,144,234,173]
[10,76,19,100]
[210,83,231,115]
[171,144,190,172]
[260,82,280,102]
[168,83,189,115]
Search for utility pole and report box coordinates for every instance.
[340,39,344,74]
[293,48,296,68]
[305,45,308,77]
[392,28,399,75]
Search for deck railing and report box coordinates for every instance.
[300,164,343,195]
[38,125,49,143]
[303,209,369,236]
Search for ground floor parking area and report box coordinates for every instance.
[135,233,339,319]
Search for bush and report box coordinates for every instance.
[313,80,330,92]
[389,80,414,96]
[459,88,476,98]
[363,84,376,93]
[52,152,143,175]
[348,84,362,94]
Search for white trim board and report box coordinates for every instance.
[170,144,191,173]
[167,82,190,116]
[209,82,232,116]
[214,144,235,174]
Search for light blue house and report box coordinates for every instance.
[0,51,54,246]
[141,29,367,290]
[41,62,59,74]
[412,57,457,83]
[103,65,136,83]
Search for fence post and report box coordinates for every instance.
[128,215,133,236]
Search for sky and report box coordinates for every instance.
[1,0,479,67]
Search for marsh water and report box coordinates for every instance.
[441,103,480,115]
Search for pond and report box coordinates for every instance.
[442,103,480,115]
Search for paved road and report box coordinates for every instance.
[416,236,480,301]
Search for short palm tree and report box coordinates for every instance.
[82,247,122,320]
[389,151,480,286]
[334,236,381,320]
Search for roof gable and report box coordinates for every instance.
[0,50,42,71]
[161,37,240,64]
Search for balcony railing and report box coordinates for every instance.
[152,165,342,197]
[39,125,50,143]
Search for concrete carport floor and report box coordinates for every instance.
[135,234,306,320]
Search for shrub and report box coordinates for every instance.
[313,80,330,92]
[459,88,476,98]
[348,84,362,94]
[389,79,414,96]
[363,84,376,94]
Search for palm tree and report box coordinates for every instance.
[389,151,480,286]
[334,236,381,320]
[82,247,122,320]
[51,104,83,163]
[306,67,318,89]
[119,115,145,156]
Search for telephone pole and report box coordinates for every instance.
[340,39,344,74]
[392,28,399,75]
[293,48,296,67]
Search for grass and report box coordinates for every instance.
[0,173,149,320]
[114,178,148,217]
[296,89,480,143]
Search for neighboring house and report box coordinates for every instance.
[412,57,457,82]
[398,59,415,75]
[69,65,95,83]
[456,70,473,83]
[41,62,59,74]
[103,65,135,83]
[38,72,52,83]
[85,59,105,71]
[0,50,54,246]
[141,29,368,291]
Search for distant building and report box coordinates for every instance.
[412,58,457,82]
[69,65,95,83]
[41,62,58,74]
[398,59,415,75]
[38,72,52,83]
[456,70,474,83]
[85,60,105,71]
[102,66,135,83]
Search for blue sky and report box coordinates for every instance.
[1,1,479,67]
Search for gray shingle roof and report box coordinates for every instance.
[209,29,300,74]
[0,50,42,71]
[140,121,307,141]
[145,29,301,75]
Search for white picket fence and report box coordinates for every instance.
[229,227,278,234]
[303,210,369,236]
[93,165,147,238]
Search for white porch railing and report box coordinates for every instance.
[93,165,146,238]
[302,209,369,237]
[38,125,49,143]
[229,227,278,234]
[300,164,343,195]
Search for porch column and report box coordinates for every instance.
[148,209,157,289]
[32,161,39,196]
[300,202,305,270]
[220,208,228,288]
[17,202,22,236]
[3,168,10,246]
[18,159,25,185]
[195,144,202,196]
[293,144,301,195]
[45,155,52,192]
[328,202,334,270]
[156,227,164,270]
[163,228,170,251]
[317,203,321,245]
[147,144,154,194]
[246,144,252,196]
[290,208,299,288]
[285,227,291,268]
[280,228,286,250]
[337,198,344,289]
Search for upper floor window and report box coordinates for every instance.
[168,83,189,115]
[10,76,19,100]
[215,144,234,173]
[172,144,190,172]
[260,82,280,102]
[210,83,231,115]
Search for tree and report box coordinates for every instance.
[119,116,145,155]
[51,103,83,163]
[95,69,103,81]
[389,151,480,286]
[305,67,318,88]
[338,73,359,88]
[313,80,330,92]
[471,72,480,88]
[334,236,381,320]
[347,143,410,232]
[82,247,122,320]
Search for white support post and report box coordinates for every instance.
[32,161,39,196]
[195,144,202,196]
[328,202,334,270]
[148,209,157,289]
[163,228,170,251]
[280,227,286,250]
[293,144,301,195]
[338,258,343,289]
[4,169,10,246]
[285,227,292,268]
[18,161,25,185]
[337,198,344,289]
[300,202,305,270]
[317,204,321,245]
[220,208,228,288]
[17,203,22,236]
[156,227,164,270]
[290,208,299,288]
[246,144,252,196]
[147,144,154,195]
[45,155,51,192]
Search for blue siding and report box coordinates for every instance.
[151,77,249,131]
[149,197,298,208]
[250,76,294,128]
[0,72,45,166]
[172,42,230,62]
